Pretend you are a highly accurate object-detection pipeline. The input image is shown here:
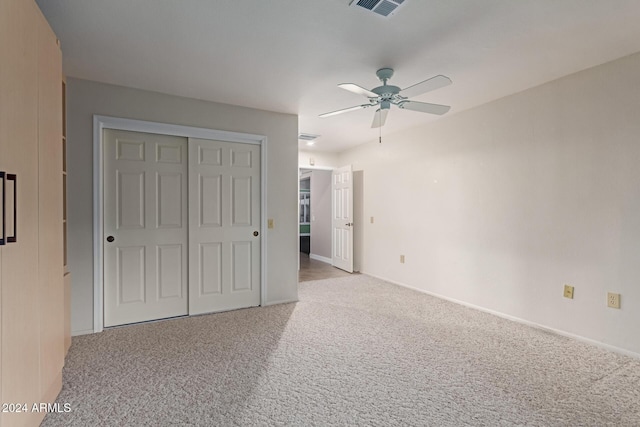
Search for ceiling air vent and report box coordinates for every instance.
[299,133,320,145]
[350,0,406,18]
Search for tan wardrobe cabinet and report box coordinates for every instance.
[1,0,67,425]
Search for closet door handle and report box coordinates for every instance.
[0,171,5,246]
[6,174,16,244]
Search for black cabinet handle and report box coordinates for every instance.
[0,171,5,246]
[6,174,16,243]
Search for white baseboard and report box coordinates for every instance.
[365,272,640,360]
[263,298,298,307]
[71,328,95,337]
[309,253,332,264]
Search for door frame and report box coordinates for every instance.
[93,115,267,333]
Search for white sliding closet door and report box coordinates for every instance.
[188,138,261,315]
[103,129,188,327]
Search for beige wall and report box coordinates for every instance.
[310,170,332,260]
[67,78,299,334]
[338,52,640,356]
[299,149,338,169]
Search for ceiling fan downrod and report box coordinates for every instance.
[376,68,394,85]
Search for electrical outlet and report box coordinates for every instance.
[400,255,405,264]
[563,285,574,299]
[267,219,274,229]
[607,292,620,309]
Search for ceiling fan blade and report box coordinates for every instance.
[399,101,450,115]
[338,83,378,98]
[401,75,452,99]
[319,104,370,118]
[371,108,389,128]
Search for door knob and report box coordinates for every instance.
[253,231,259,237]
[106,236,115,242]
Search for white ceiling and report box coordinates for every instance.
[37,0,640,153]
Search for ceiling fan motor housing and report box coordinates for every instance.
[372,68,402,107]
[372,84,403,107]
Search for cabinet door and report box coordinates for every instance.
[0,0,43,425]
[37,6,64,403]
[0,247,2,417]
[0,0,4,414]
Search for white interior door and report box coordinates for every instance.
[332,165,353,273]
[103,129,188,327]
[188,138,261,315]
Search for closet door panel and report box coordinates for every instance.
[37,6,64,401]
[0,0,43,425]
[0,0,4,410]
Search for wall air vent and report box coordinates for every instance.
[350,0,406,18]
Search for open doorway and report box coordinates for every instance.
[299,172,311,255]
[298,168,351,282]
[298,168,332,262]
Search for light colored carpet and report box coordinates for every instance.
[43,275,640,426]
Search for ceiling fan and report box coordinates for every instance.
[319,68,452,128]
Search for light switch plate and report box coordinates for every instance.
[563,284,574,299]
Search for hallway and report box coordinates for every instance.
[298,253,353,282]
